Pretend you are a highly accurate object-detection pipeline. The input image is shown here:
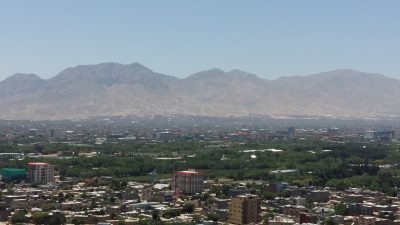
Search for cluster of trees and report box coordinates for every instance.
[3,139,400,194]
[11,210,65,225]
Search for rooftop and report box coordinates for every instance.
[27,162,49,166]
[176,170,202,175]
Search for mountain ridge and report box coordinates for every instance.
[0,62,399,120]
[7,63,396,82]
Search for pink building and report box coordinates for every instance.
[172,170,204,195]
[27,162,55,184]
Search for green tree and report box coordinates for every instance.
[32,211,48,225]
[71,217,84,225]
[152,210,160,221]
[182,204,195,213]
[334,203,347,216]
[11,210,27,224]
[207,213,219,223]
[322,217,336,225]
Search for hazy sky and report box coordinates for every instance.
[1,0,399,80]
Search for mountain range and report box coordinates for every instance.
[0,62,399,120]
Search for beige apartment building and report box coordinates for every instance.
[228,195,261,225]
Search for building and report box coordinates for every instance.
[228,186,254,197]
[228,195,261,225]
[265,182,289,193]
[364,130,395,141]
[357,216,376,225]
[156,131,176,141]
[27,162,55,184]
[344,194,364,203]
[268,216,295,225]
[327,128,340,136]
[172,170,203,195]
[310,190,330,202]
[288,127,296,138]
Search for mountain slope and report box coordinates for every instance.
[265,69,400,116]
[0,73,44,97]
[0,63,399,119]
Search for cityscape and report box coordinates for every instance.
[1,1,400,225]
[0,117,399,225]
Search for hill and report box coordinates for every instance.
[0,63,399,120]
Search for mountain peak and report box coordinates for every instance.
[51,62,156,82]
[186,68,225,80]
[0,73,44,97]
[45,62,177,92]
[2,73,42,83]
[226,69,259,79]
[309,69,390,82]
[61,62,152,73]
[207,68,225,73]
[186,68,260,81]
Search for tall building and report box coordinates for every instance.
[228,195,261,225]
[364,130,395,141]
[172,170,203,195]
[288,127,296,138]
[27,162,55,184]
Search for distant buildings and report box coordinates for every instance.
[310,190,330,203]
[327,127,340,136]
[265,182,289,193]
[172,170,203,195]
[27,162,55,184]
[364,130,395,141]
[288,127,295,138]
[156,131,176,141]
[228,186,254,198]
[228,195,261,225]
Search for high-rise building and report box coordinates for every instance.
[27,162,55,184]
[288,127,296,138]
[172,170,203,195]
[228,195,261,225]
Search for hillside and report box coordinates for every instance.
[0,63,399,120]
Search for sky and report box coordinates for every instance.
[1,0,400,80]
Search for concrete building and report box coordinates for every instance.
[310,190,330,202]
[156,131,176,141]
[228,186,253,197]
[288,127,296,138]
[172,170,203,195]
[327,127,340,136]
[228,195,261,225]
[357,216,376,225]
[364,131,395,141]
[268,216,295,225]
[265,182,288,193]
[27,162,55,184]
[345,194,364,203]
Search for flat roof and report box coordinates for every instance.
[27,162,49,166]
[176,170,202,175]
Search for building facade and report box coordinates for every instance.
[27,162,55,184]
[172,170,203,195]
[228,195,261,225]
